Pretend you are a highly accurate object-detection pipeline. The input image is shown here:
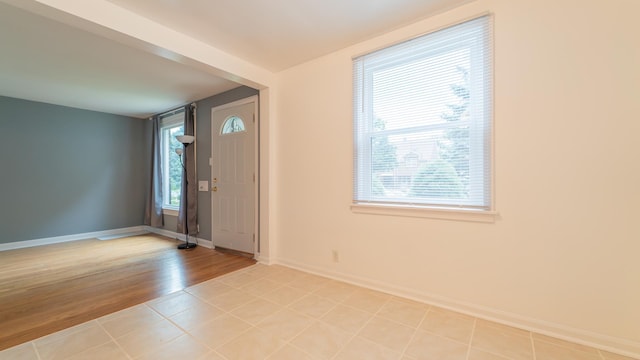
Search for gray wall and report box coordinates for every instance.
[159,86,258,241]
[0,96,150,244]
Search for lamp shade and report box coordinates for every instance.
[176,135,195,145]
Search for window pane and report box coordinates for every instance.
[372,49,470,131]
[168,126,183,206]
[354,15,492,210]
[162,124,184,208]
[370,128,469,202]
[221,116,246,134]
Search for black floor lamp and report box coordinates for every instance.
[175,135,196,250]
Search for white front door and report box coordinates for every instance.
[211,99,257,254]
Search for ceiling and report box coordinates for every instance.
[0,0,473,118]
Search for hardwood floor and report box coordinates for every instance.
[0,234,255,351]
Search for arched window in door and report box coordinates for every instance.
[221,115,246,134]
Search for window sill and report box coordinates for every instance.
[351,203,498,223]
[162,208,179,217]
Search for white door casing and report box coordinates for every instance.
[211,97,258,254]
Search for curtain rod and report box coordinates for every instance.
[149,102,197,120]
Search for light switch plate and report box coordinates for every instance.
[198,180,209,191]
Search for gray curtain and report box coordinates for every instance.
[177,105,197,235]
[144,116,164,227]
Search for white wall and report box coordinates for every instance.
[274,0,640,355]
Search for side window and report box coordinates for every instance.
[160,112,184,209]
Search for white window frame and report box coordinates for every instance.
[352,15,497,222]
[160,111,184,215]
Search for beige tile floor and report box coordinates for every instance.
[1,264,637,360]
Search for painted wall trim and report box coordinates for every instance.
[0,226,215,252]
[255,254,272,265]
[144,226,214,249]
[0,226,147,252]
[276,257,640,359]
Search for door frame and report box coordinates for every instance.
[210,95,259,256]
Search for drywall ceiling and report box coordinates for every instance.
[0,1,240,118]
[106,0,475,72]
[0,0,474,118]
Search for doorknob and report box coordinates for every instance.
[212,186,218,192]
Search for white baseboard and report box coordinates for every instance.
[276,257,640,359]
[0,226,215,251]
[144,226,213,249]
[97,229,149,240]
[255,253,272,265]
[0,226,148,252]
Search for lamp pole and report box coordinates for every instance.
[175,135,196,250]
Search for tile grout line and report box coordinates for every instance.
[162,290,242,360]
[398,303,432,359]
[283,285,342,360]
[465,318,477,360]
[119,297,207,359]
[161,304,222,358]
[37,320,121,360]
[18,264,634,360]
[95,319,133,360]
[204,298,256,352]
[265,277,379,359]
[598,349,606,360]
[258,271,331,359]
[328,292,394,360]
[30,341,42,360]
[206,272,315,360]
[531,331,537,360]
[176,279,237,359]
[261,336,289,360]
[286,340,320,359]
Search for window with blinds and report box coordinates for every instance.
[353,15,493,211]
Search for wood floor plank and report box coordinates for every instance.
[0,234,255,350]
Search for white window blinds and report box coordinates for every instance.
[353,15,493,210]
